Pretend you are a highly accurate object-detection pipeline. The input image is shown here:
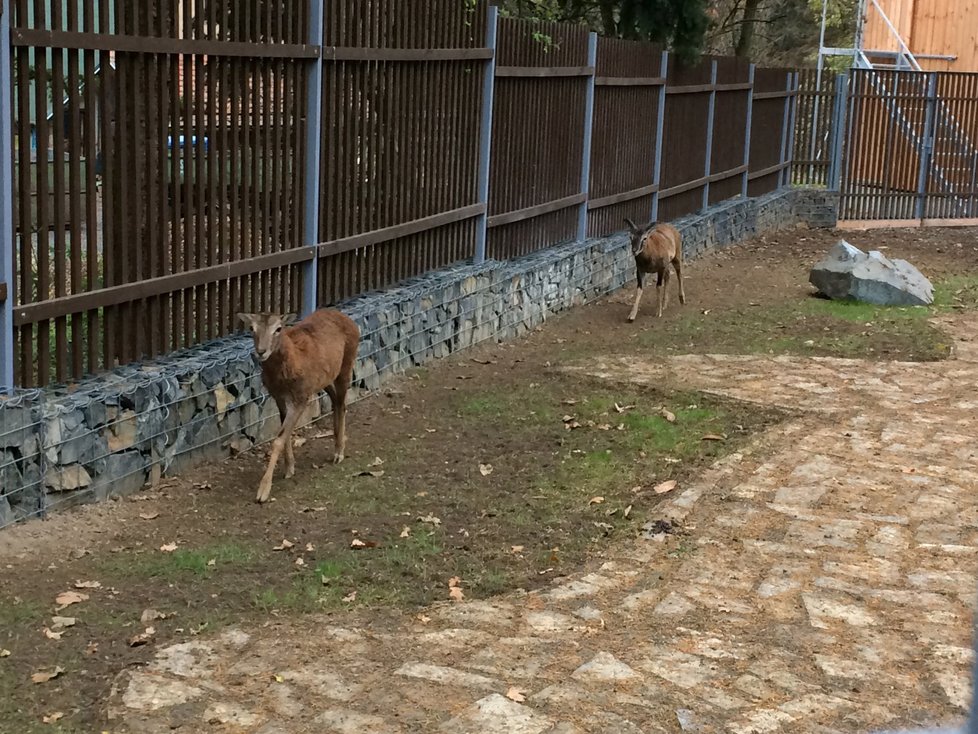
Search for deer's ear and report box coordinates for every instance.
[237,313,255,329]
[283,313,298,325]
[624,218,639,234]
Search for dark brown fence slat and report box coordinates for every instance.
[6,1,796,387]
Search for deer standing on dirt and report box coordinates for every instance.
[624,218,686,322]
[238,309,360,504]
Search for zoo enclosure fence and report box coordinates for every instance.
[0,0,798,391]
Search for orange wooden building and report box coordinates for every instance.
[862,0,978,71]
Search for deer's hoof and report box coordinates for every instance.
[256,484,272,504]
[332,453,345,465]
[285,465,296,479]
[627,316,636,323]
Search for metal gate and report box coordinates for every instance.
[840,69,978,225]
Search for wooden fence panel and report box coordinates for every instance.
[658,58,713,221]
[315,0,487,306]
[748,67,792,198]
[585,36,662,238]
[792,67,835,187]
[485,17,590,260]
[10,0,310,387]
[709,56,751,205]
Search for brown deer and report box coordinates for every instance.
[237,309,360,504]
[624,218,686,322]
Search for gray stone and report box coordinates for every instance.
[809,240,933,306]
[44,464,92,492]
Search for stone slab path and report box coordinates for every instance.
[107,316,978,733]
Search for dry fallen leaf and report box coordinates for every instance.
[614,403,635,413]
[654,480,678,495]
[51,616,76,630]
[206,559,216,567]
[294,557,306,567]
[588,496,605,505]
[74,580,102,590]
[510,545,524,554]
[400,526,411,538]
[43,628,63,641]
[159,542,178,553]
[273,539,294,551]
[292,436,307,448]
[55,591,88,609]
[313,429,334,439]
[0,649,10,658]
[416,614,431,624]
[479,463,493,477]
[342,590,357,603]
[353,469,385,478]
[128,627,156,648]
[139,512,160,521]
[305,542,315,552]
[368,456,385,467]
[624,505,633,518]
[350,538,366,549]
[701,434,726,442]
[141,609,166,624]
[42,712,64,724]
[505,687,527,703]
[31,666,65,684]
[418,514,442,526]
[660,408,676,423]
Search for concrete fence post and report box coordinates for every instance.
[0,0,14,390]
[651,51,669,222]
[741,64,755,199]
[474,5,498,264]
[702,59,718,211]
[577,31,598,241]
[300,0,324,317]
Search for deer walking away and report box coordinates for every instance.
[238,309,360,504]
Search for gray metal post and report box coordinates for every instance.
[301,0,324,317]
[577,31,598,241]
[702,59,718,211]
[827,73,848,191]
[741,64,755,199]
[0,0,14,390]
[783,72,799,187]
[970,151,978,218]
[651,51,669,222]
[474,5,498,264]
[914,72,938,221]
[778,72,792,190]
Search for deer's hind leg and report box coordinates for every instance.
[657,268,671,317]
[673,253,686,305]
[326,382,348,465]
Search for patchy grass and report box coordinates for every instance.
[637,275,978,362]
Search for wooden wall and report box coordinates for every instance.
[863,0,978,72]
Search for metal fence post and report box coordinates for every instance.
[827,73,848,191]
[778,72,792,190]
[651,51,669,222]
[474,5,498,264]
[782,71,799,187]
[577,31,598,241]
[741,63,755,199]
[0,0,14,390]
[914,72,938,221]
[702,59,718,211]
[300,0,324,316]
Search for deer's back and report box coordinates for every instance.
[264,310,360,400]
[636,223,681,271]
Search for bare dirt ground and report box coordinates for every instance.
[1,224,978,733]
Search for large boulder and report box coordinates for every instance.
[809,240,934,306]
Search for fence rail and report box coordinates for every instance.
[0,0,797,389]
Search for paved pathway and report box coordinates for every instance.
[108,316,978,733]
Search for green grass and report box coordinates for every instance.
[99,541,259,581]
[636,275,978,362]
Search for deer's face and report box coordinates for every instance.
[624,218,648,255]
[237,312,294,362]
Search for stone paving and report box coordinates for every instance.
[107,315,978,733]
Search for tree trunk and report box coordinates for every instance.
[734,0,761,57]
